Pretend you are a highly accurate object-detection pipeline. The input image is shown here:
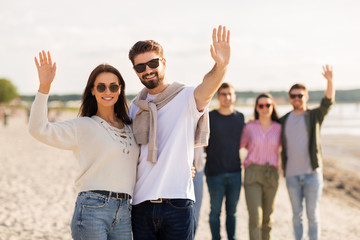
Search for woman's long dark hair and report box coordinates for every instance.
[254,93,280,123]
[78,64,131,124]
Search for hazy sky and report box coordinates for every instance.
[1,0,359,95]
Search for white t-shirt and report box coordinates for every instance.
[129,87,205,205]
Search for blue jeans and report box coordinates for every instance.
[131,199,195,240]
[193,169,204,233]
[206,172,242,240]
[286,172,323,240]
[71,191,132,240]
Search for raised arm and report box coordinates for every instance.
[322,65,335,100]
[194,25,231,111]
[30,51,77,150]
[34,50,57,94]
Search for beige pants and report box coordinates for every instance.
[244,163,279,240]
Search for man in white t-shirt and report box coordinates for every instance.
[128,26,231,240]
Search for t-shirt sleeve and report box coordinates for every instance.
[128,101,138,120]
[188,87,208,119]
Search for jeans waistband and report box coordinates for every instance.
[137,198,189,205]
[86,190,131,200]
[149,198,172,203]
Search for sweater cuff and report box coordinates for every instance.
[36,91,49,99]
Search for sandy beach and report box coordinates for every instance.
[1,109,360,240]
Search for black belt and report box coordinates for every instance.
[90,190,131,200]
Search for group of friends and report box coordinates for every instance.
[28,25,334,240]
[196,64,333,240]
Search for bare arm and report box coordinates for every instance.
[194,25,231,111]
[322,65,335,100]
[34,50,57,94]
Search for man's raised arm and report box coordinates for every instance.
[194,25,231,111]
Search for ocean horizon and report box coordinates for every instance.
[234,103,360,136]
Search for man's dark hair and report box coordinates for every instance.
[217,82,234,94]
[288,83,307,95]
[128,40,163,65]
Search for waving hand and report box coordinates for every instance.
[210,25,231,67]
[34,50,56,94]
[321,65,335,99]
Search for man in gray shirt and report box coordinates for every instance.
[280,65,335,240]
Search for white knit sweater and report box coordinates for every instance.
[28,92,139,196]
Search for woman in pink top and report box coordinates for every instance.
[240,93,282,240]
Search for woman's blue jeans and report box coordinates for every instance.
[286,172,323,240]
[206,171,242,240]
[71,191,132,240]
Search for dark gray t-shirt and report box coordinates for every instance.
[285,112,313,177]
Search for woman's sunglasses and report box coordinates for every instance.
[133,58,163,73]
[257,103,272,109]
[96,83,120,93]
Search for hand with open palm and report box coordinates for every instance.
[210,25,231,67]
[322,65,333,82]
[322,65,335,99]
[34,50,56,94]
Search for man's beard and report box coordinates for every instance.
[140,71,164,89]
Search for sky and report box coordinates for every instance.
[1,0,360,95]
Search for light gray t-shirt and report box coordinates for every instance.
[285,112,313,177]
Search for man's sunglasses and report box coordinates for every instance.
[95,83,120,93]
[289,94,304,99]
[133,58,163,73]
[257,103,272,109]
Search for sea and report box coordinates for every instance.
[235,103,360,136]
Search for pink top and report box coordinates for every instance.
[240,120,282,169]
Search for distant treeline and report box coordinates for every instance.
[20,94,138,103]
[20,89,360,104]
[235,89,360,103]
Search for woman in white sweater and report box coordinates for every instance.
[29,50,139,240]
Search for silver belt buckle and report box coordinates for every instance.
[150,198,163,203]
[115,193,128,200]
[115,193,122,200]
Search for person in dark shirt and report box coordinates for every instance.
[205,82,245,240]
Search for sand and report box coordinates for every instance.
[1,109,360,240]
